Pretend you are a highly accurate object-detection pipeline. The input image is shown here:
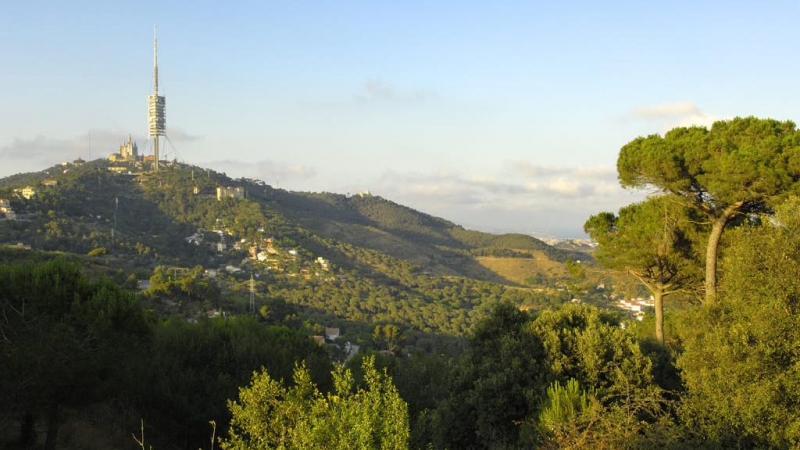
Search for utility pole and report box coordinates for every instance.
[249,273,256,314]
[112,197,118,242]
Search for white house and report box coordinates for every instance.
[325,327,340,341]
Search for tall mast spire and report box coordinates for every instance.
[153,24,159,95]
[148,24,166,172]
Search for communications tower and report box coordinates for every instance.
[148,25,166,171]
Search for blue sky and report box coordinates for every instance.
[2,1,799,237]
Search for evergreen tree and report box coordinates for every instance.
[585,196,702,343]
[617,117,800,302]
[221,356,409,450]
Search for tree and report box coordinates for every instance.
[221,356,409,450]
[529,304,658,396]
[617,116,800,302]
[676,197,800,448]
[0,259,149,449]
[531,304,678,449]
[372,324,402,353]
[432,303,548,449]
[584,196,701,343]
[137,316,331,449]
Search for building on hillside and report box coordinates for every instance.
[216,186,245,201]
[14,186,35,200]
[108,135,140,162]
[185,231,204,245]
[41,179,58,187]
[6,242,31,250]
[315,257,330,271]
[325,327,340,341]
[0,199,15,220]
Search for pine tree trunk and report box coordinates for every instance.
[19,411,37,449]
[43,403,59,450]
[654,290,665,344]
[704,217,727,304]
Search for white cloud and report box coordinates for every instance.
[633,101,701,118]
[574,166,616,177]
[373,163,628,208]
[632,101,723,132]
[511,161,615,178]
[168,126,203,142]
[547,178,585,196]
[363,165,645,237]
[0,131,152,176]
[593,180,621,195]
[201,159,316,185]
[354,77,436,104]
[469,175,497,185]
[672,112,720,130]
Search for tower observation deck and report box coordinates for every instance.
[148,26,166,171]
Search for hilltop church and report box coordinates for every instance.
[108,135,140,162]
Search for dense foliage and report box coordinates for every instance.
[3,122,800,449]
[222,356,408,450]
[0,259,149,449]
[585,196,703,342]
[676,198,800,448]
[0,259,332,450]
[618,116,800,301]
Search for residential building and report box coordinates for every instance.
[325,327,340,341]
[216,186,245,201]
[14,186,35,200]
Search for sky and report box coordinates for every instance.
[2,1,800,237]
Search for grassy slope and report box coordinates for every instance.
[475,250,569,285]
[265,189,587,284]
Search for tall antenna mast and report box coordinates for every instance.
[153,25,159,95]
[148,24,166,172]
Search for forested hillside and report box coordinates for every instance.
[4,117,799,450]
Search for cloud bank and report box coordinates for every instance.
[1,131,127,175]
[362,162,641,237]
[202,159,317,186]
[633,101,722,132]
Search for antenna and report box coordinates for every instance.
[153,25,159,95]
[148,24,166,172]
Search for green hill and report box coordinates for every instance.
[0,160,589,337]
